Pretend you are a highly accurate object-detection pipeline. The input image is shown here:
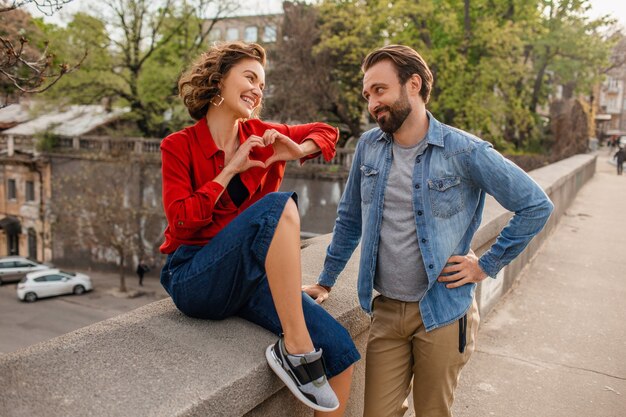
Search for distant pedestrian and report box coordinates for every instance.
[614,146,626,175]
[136,260,149,286]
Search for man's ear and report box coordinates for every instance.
[408,74,422,97]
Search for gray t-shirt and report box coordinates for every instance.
[374,139,429,302]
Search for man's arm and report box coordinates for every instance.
[304,139,365,303]
[438,141,554,288]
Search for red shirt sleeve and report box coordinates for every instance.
[160,132,224,238]
[264,121,338,164]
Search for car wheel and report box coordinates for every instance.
[24,292,37,302]
[73,285,86,295]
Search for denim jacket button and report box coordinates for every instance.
[417,210,423,216]
[414,184,420,189]
[428,264,434,269]
[421,238,427,243]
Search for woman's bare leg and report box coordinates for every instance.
[265,198,314,354]
[315,365,355,417]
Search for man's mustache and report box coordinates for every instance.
[374,106,390,118]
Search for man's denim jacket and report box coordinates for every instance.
[318,113,554,331]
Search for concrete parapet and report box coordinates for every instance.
[473,154,596,316]
[0,154,596,417]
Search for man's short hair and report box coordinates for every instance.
[362,45,433,103]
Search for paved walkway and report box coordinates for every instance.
[451,152,626,416]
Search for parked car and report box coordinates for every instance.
[0,256,50,285]
[17,269,93,302]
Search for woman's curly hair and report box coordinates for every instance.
[178,42,267,121]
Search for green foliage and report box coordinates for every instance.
[36,1,227,138]
[274,0,617,154]
[35,129,61,152]
[20,0,619,152]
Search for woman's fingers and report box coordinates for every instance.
[262,129,278,146]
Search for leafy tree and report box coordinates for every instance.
[267,0,382,140]
[35,12,117,104]
[36,0,239,137]
[277,0,617,155]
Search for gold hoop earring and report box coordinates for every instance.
[210,94,224,107]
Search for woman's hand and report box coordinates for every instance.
[262,129,306,166]
[225,135,266,174]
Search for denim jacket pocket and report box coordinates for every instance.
[427,176,464,218]
[360,164,379,204]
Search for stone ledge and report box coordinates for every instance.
[0,154,596,417]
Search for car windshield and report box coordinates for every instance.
[60,271,77,276]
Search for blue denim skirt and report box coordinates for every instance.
[160,192,360,377]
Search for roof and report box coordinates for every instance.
[2,105,129,137]
[0,104,32,130]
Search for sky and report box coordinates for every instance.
[587,0,626,29]
[25,0,626,29]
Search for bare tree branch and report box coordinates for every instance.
[0,33,87,95]
[0,0,73,15]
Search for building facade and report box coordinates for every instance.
[207,13,282,46]
[0,150,51,262]
[597,38,626,136]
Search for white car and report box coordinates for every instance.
[0,256,50,285]
[17,269,93,302]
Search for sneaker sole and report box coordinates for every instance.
[265,344,339,412]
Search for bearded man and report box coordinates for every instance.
[304,45,554,417]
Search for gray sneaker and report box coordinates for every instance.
[265,337,339,412]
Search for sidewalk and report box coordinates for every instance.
[83,268,169,300]
[452,152,626,416]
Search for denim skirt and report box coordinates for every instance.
[160,191,360,377]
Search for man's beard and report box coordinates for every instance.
[374,87,412,133]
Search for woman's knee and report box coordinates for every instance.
[278,196,300,228]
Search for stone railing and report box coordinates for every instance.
[0,134,162,156]
[0,153,596,417]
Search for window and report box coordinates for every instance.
[26,181,35,202]
[244,26,258,42]
[7,179,16,200]
[46,274,64,282]
[262,25,277,43]
[0,261,15,269]
[34,277,46,282]
[226,27,239,41]
[209,28,222,42]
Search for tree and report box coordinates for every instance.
[276,0,617,155]
[0,0,84,105]
[0,0,72,14]
[267,0,381,140]
[52,157,164,292]
[40,0,240,138]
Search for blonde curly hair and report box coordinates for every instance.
[178,42,267,120]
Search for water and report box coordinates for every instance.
[279,177,347,236]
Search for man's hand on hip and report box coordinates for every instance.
[438,251,488,289]
[302,284,330,304]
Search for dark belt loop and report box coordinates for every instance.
[458,314,468,353]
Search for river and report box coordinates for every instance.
[279,177,347,237]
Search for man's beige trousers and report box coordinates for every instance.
[363,295,480,417]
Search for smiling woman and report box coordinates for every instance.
[158,41,359,416]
